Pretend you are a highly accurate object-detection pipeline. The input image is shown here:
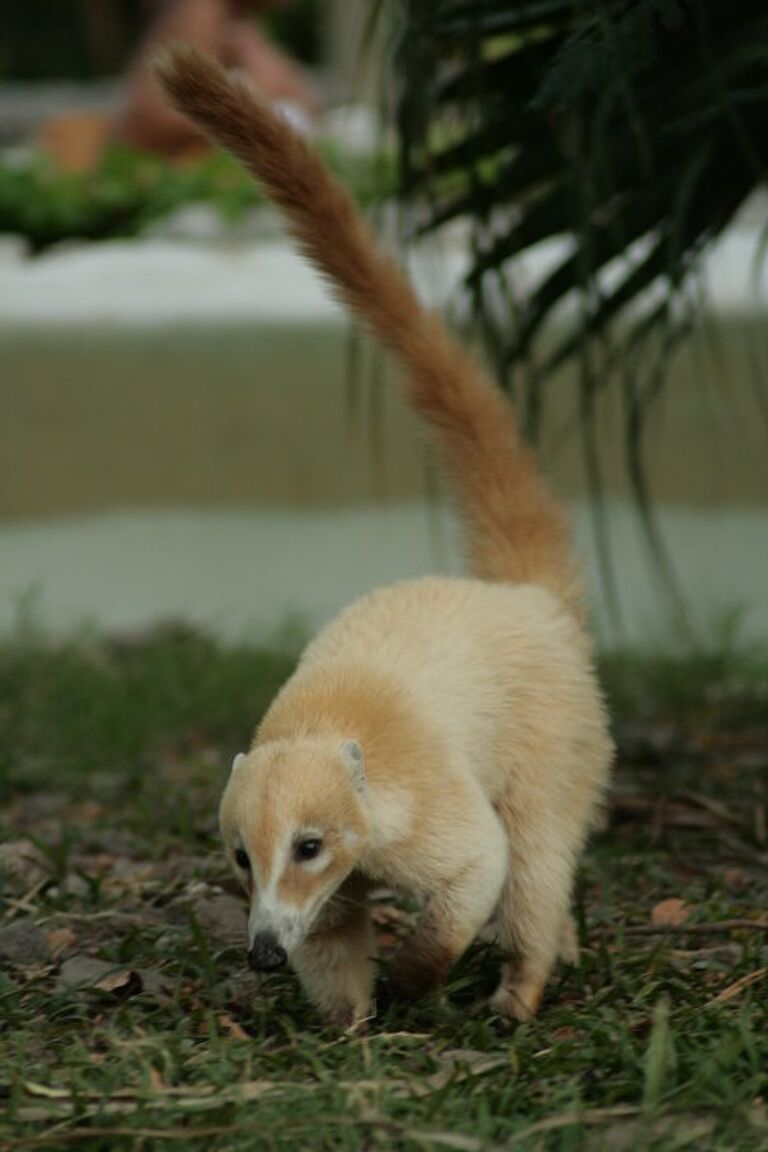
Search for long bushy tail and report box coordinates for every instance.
[156,46,580,610]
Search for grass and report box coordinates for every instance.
[1,624,766,1151]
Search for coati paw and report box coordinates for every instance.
[490,979,544,1023]
[324,998,374,1033]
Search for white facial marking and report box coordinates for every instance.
[231,752,245,774]
[247,902,265,944]
[248,879,302,950]
[246,828,319,954]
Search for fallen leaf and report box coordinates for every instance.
[57,955,141,997]
[709,966,768,1005]
[45,927,77,959]
[651,898,689,927]
[218,1013,251,1041]
[96,969,141,996]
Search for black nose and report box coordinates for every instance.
[248,933,288,972]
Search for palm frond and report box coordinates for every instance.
[398,1,768,374]
[394,0,768,627]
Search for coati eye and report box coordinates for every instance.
[295,837,322,862]
[234,848,251,871]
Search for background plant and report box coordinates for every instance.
[0,142,394,253]
[393,0,768,620]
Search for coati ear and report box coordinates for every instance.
[340,740,366,792]
[231,753,246,775]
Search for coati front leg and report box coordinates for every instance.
[389,793,508,999]
[291,894,375,1030]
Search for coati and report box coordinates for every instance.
[157,46,614,1029]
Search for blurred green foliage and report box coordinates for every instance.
[394,0,768,627]
[0,140,394,252]
[397,0,768,396]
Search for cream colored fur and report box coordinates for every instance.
[158,47,614,1029]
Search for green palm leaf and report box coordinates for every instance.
[395,0,768,628]
[398,1,767,375]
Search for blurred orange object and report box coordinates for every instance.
[37,110,209,173]
[37,113,113,173]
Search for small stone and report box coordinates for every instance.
[190,893,247,948]
[62,875,91,899]
[0,918,52,967]
[57,955,125,990]
[136,967,172,999]
[57,955,146,998]
[0,840,50,891]
[225,970,263,1011]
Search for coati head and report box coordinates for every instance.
[219,736,369,971]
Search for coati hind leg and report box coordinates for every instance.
[490,796,581,1022]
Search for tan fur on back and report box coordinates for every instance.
[158,47,614,1028]
[263,576,611,886]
